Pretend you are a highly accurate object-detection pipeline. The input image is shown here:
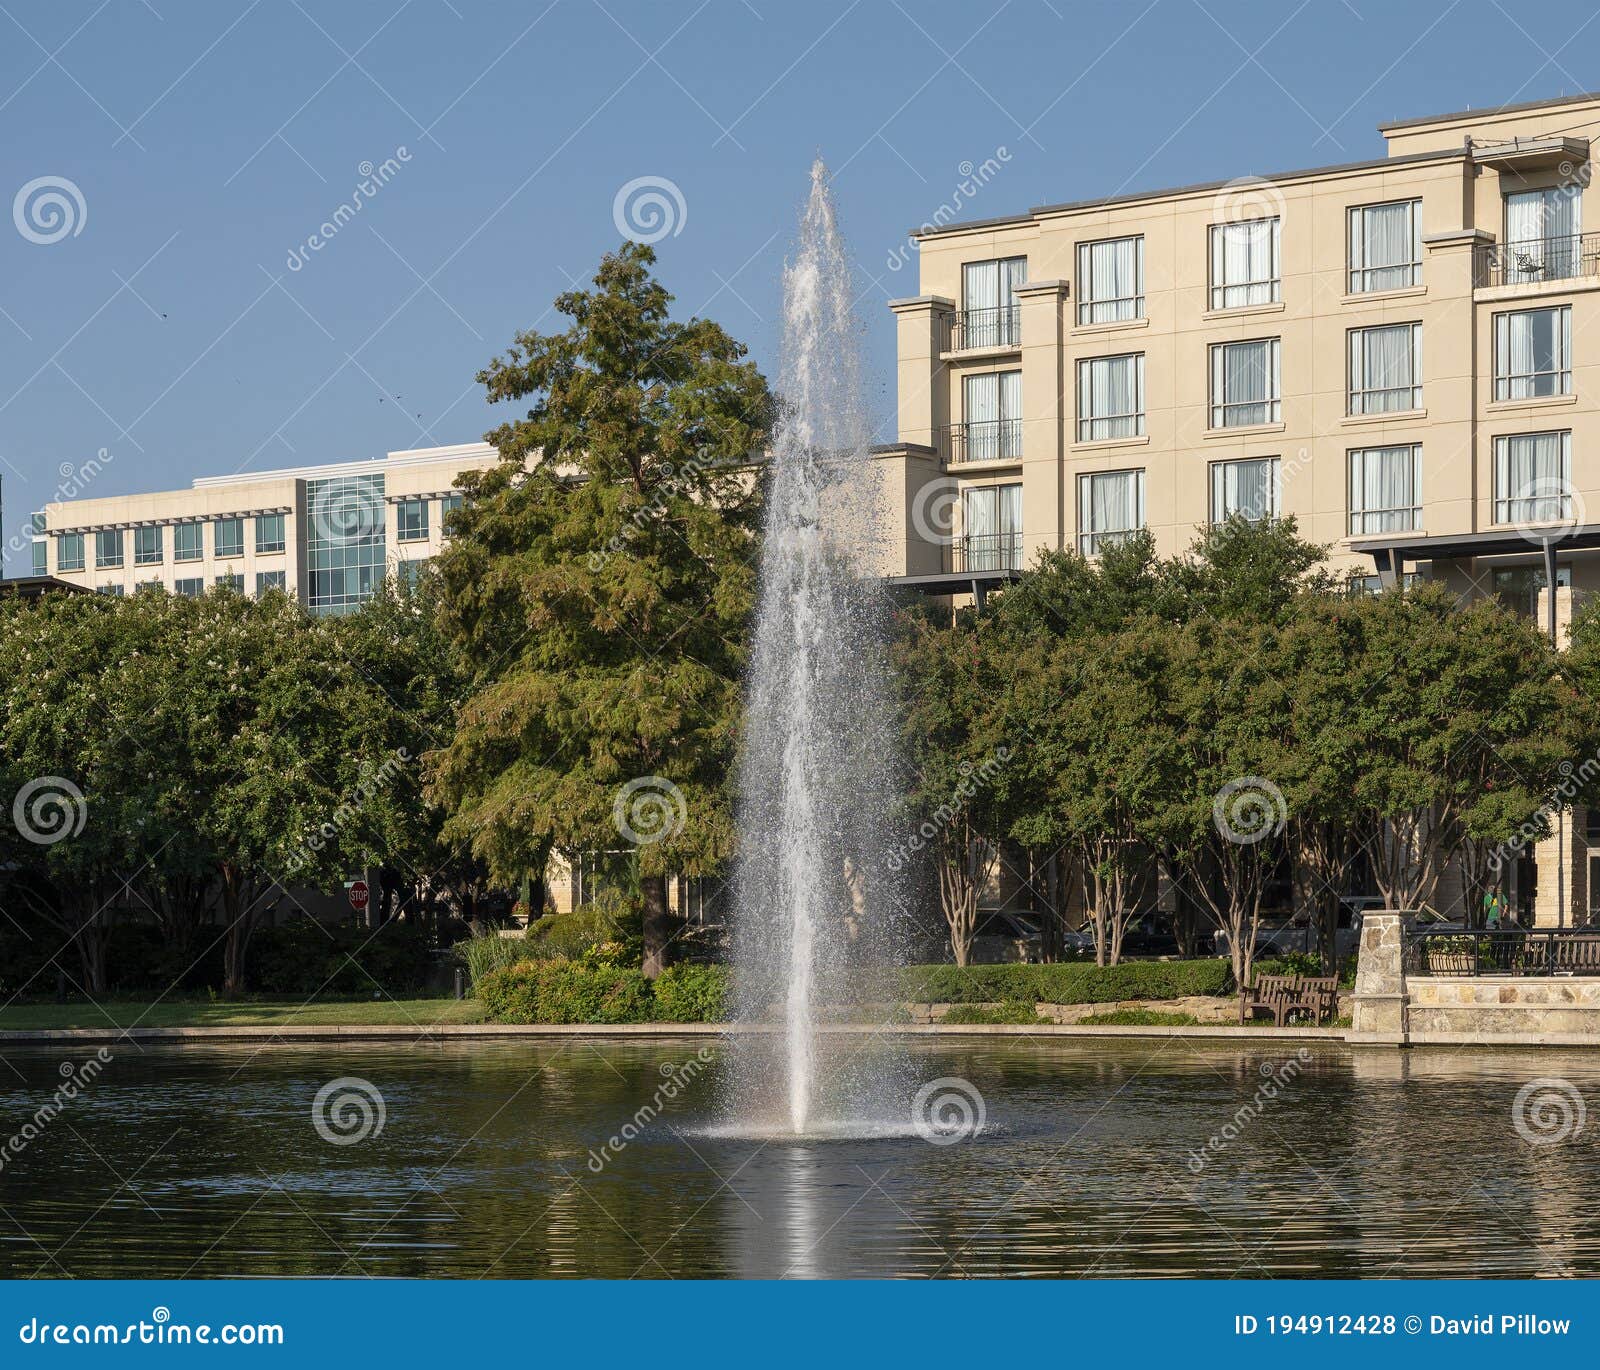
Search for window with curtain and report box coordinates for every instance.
[1209,218,1280,309]
[1076,236,1144,324]
[1348,445,1422,534]
[1494,306,1572,399]
[1210,457,1281,524]
[1348,200,1422,293]
[960,256,1027,347]
[1076,353,1145,441]
[961,371,1022,461]
[1494,430,1572,523]
[1348,323,1422,414]
[1077,469,1146,554]
[1504,188,1582,282]
[961,482,1023,570]
[1210,338,1281,427]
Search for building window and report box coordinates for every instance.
[1348,199,1422,293]
[1077,469,1146,555]
[1492,563,1571,620]
[1210,338,1280,428]
[96,583,124,597]
[256,570,286,597]
[1076,236,1144,324]
[1494,431,1572,524]
[396,497,430,542]
[175,522,203,562]
[306,473,386,616]
[1210,457,1281,524]
[214,517,244,558]
[396,558,430,590]
[1348,323,1422,415]
[95,528,123,569]
[1076,353,1145,441]
[959,256,1026,348]
[215,572,244,592]
[1348,444,1422,534]
[134,525,164,565]
[31,541,46,575]
[175,578,204,598]
[1209,217,1280,309]
[960,483,1022,571]
[441,493,463,520]
[57,532,84,572]
[1504,187,1583,283]
[959,371,1022,462]
[256,513,285,553]
[1494,306,1572,400]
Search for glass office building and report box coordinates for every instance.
[305,474,387,616]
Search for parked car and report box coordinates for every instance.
[968,910,1042,964]
[1121,912,1180,957]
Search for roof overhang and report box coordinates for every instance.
[1349,524,1600,565]
[1470,135,1590,172]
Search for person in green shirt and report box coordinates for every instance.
[1484,885,1507,928]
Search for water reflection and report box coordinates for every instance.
[0,1038,1596,1278]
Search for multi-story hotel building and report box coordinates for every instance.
[877,91,1600,925]
[31,443,498,612]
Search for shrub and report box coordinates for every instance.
[652,963,729,1022]
[898,959,1232,1005]
[477,958,655,1025]
[1079,1009,1199,1026]
[940,1000,1046,1025]
[252,919,432,995]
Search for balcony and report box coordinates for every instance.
[944,419,1023,465]
[1477,232,1600,288]
[945,305,1020,353]
[952,531,1024,573]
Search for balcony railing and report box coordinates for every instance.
[952,531,1024,573]
[946,305,1020,352]
[1477,232,1600,287]
[944,419,1023,465]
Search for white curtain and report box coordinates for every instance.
[964,372,998,460]
[1079,470,1144,552]
[1350,446,1419,533]
[1505,189,1581,281]
[1351,201,1418,291]
[998,370,1022,456]
[1213,339,1278,426]
[1496,431,1570,522]
[963,257,1026,346]
[1079,237,1142,323]
[1212,457,1279,522]
[1211,219,1278,307]
[1351,324,1419,413]
[964,485,997,569]
[1079,354,1143,439]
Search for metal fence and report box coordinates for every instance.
[1476,232,1600,287]
[1404,927,1600,977]
[946,305,1020,351]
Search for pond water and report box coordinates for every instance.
[0,1037,1595,1279]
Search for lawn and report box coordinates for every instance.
[0,996,487,1031]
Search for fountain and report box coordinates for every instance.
[726,161,906,1137]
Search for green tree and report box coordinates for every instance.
[430,244,773,976]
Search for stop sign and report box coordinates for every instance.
[348,879,370,911]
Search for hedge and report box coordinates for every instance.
[473,958,1242,1024]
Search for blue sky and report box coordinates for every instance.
[1,0,1596,570]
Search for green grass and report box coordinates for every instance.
[0,996,486,1031]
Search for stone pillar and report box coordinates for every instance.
[1349,911,1407,1045]
[886,295,954,452]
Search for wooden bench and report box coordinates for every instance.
[1239,972,1339,1026]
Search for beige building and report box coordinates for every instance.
[33,442,499,611]
[878,91,1600,926]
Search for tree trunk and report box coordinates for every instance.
[641,873,671,978]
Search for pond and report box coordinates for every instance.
[0,1037,1594,1278]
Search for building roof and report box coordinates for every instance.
[190,442,497,490]
[1377,89,1600,133]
